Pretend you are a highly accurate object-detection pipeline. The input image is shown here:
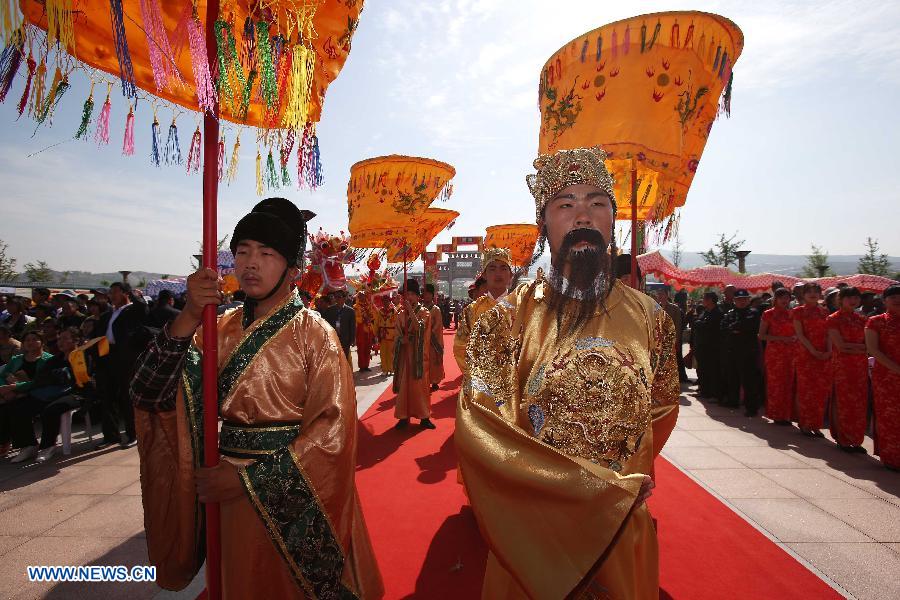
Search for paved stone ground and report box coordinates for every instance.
[1,350,898,599]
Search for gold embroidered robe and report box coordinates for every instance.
[453,295,498,374]
[455,280,679,600]
[392,303,432,420]
[376,306,397,374]
[134,291,384,599]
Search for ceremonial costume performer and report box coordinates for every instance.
[129,198,383,599]
[865,284,900,470]
[456,147,679,600]
[792,283,832,437]
[376,297,397,376]
[452,248,513,375]
[422,284,445,391]
[758,288,797,424]
[355,291,377,372]
[826,287,869,451]
[393,280,435,430]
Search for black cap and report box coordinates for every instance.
[734,289,751,298]
[403,279,421,295]
[230,197,312,268]
[90,287,109,297]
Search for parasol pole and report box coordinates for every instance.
[201,1,222,599]
[630,160,638,289]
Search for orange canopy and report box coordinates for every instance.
[484,224,540,268]
[348,154,456,250]
[537,11,743,222]
[383,207,460,263]
[19,0,363,127]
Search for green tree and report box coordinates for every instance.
[857,237,890,276]
[160,274,170,280]
[700,232,745,268]
[801,245,834,277]
[99,279,111,287]
[671,232,684,268]
[0,240,16,281]
[23,260,53,282]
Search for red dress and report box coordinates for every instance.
[762,307,797,422]
[793,305,831,430]
[826,310,868,446]
[867,313,900,468]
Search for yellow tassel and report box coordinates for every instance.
[226,134,241,184]
[29,58,47,117]
[255,149,263,195]
[2,0,23,44]
[46,0,74,50]
[281,44,315,130]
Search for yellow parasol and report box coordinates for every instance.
[383,207,460,263]
[537,11,743,224]
[484,223,540,268]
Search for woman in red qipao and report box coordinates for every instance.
[865,284,900,470]
[826,287,869,452]
[759,288,797,425]
[793,283,832,437]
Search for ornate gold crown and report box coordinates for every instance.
[481,247,512,269]
[526,146,617,221]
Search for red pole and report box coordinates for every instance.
[630,161,638,289]
[202,2,222,599]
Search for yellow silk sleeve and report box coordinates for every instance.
[649,308,681,459]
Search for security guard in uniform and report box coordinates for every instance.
[720,288,764,416]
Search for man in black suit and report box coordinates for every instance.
[148,289,181,328]
[94,282,149,448]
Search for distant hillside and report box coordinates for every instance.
[667,252,900,277]
[0,270,183,289]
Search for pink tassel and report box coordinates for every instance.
[186,126,202,172]
[95,94,111,145]
[217,136,225,181]
[187,11,216,113]
[122,104,135,155]
[139,0,181,90]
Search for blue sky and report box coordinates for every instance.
[1,0,898,275]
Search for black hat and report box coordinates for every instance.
[424,283,436,295]
[90,287,109,297]
[734,289,751,298]
[884,284,900,299]
[403,279,421,295]
[230,198,313,268]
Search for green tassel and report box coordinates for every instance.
[265,150,278,189]
[36,76,70,125]
[74,94,94,139]
[281,161,291,187]
[238,68,256,121]
[214,20,235,114]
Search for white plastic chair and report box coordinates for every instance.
[59,409,93,455]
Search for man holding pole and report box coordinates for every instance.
[130,198,383,598]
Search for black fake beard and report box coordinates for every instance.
[546,228,614,337]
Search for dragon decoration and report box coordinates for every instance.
[297,229,359,296]
[350,252,398,298]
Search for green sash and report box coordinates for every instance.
[180,294,359,599]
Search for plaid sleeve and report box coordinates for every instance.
[129,323,192,413]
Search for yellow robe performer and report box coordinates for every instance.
[377,303,397,375]
[456,279,679,599]
[453,295,496,375]
[132,291,384,598]
[393,298,432,421]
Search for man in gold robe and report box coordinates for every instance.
[376,295,397,376]
[455,147,679,600]
[393,279,435,430]
[453,248,514,375]
[423,283,445,391]
[129,198,383,599]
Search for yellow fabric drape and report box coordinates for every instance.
[536,11,744,221]
[20,0,362,127]
[484,224,540,268]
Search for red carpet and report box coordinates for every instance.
[355,331,841,599]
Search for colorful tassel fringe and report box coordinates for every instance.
[217,136,225,181]
[255,150,263,195]
[186,126,201,173]
[282,45,314,131]
[150,116,161,166]
[187,11,216,113]
[122,105,135,155]
[256,21,277,111]
[29,58,46,117]
[297,125,322,190]
[265,149,278,189]
[226,135,240,183]
[35,68,69,125]
[46,0,74,50]
[16,52,35,116]
[0,28,23,102]
[74,86,95,140]
[165,120,182,165]
[94,93,111,145]
[109,0,137,98]
[140,0,180,91]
